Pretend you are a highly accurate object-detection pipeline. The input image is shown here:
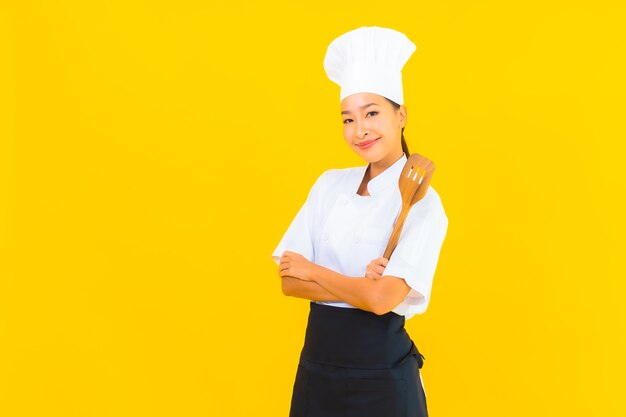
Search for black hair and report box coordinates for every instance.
[384,97,410,158]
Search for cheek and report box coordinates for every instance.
[374,120,391,133]
[380,124,396,140]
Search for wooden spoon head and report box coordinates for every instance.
[384,153,436,260]
[411,159,435,205]
[398,153,436,206]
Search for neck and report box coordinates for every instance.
[368,152,405,179]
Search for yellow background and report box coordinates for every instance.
[1,1,625,416]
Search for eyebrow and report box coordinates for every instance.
[341,102,379,115]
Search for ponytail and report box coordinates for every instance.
[401,128,410,158]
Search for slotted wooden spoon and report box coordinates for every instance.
[382,153,436,260]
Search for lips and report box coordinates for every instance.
[356,137,380,147]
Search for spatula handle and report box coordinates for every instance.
[383,204,411,260]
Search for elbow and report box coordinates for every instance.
[369,295,392,316]
[280,277,292,296]
[370,277,413,315]
[372,303,392,316]
[370,288,404,316]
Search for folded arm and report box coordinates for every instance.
[281,276,344,302]
[276,251,414,314]
[310,264,413,315]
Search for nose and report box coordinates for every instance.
[356,121,369,139]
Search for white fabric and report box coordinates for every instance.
[272,153,448,320]
[323,26,417,105]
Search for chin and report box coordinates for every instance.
[352,143,385,162]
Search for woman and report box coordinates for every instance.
[272,26,449,417]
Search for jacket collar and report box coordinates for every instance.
[359,153,407,197]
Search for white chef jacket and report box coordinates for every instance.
[272,153,448,320]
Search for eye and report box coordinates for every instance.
[343,111,377,124]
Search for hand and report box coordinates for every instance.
[279,251,315,282]
[365,256,388,280]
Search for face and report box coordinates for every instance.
[340,92,407,165]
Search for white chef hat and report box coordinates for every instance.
[323,26,416,105]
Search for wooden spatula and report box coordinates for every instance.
[382,153,435,260]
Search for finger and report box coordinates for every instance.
[375,257,385,265]
[365,270,380,280]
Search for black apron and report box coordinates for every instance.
[289,301,428,417]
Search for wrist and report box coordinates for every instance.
[307,263,319,282]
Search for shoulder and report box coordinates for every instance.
[316,167,363,191]
[318,166,363,188]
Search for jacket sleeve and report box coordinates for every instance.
[383,188,449,312]
[271,171,326,266]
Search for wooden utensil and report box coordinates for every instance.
[382,153,436,260]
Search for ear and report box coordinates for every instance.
[398,105,408,129]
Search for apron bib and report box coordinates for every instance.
[289,301,428,417]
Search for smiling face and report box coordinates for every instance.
[340,92,407,166]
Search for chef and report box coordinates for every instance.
[272,26,449,417]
